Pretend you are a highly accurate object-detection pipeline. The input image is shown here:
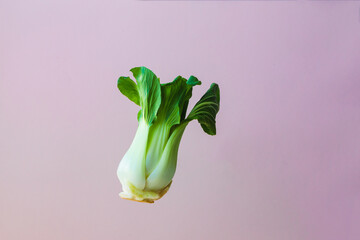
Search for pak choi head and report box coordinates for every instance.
[116,67,220,203]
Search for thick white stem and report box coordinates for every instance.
[145,123,188,191]
[145,124,171,177]
[117,119,149,191]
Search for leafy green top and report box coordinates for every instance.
[117,66,220,135]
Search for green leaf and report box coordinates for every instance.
[180,76,201,121]
[157,76,201,129]
[130,67,162,125]
[157,76,188,128]
[186,83,220,135]
[117,76,140,106]
[186,76,201,86]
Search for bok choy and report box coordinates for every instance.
[116,67,220,203]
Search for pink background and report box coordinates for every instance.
[1,1,360,240]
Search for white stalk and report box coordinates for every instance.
[146,123,187,191]
[117,118,149,195]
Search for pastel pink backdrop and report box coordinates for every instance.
[1,1,359,240]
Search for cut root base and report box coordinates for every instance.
[119,181,172,203]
